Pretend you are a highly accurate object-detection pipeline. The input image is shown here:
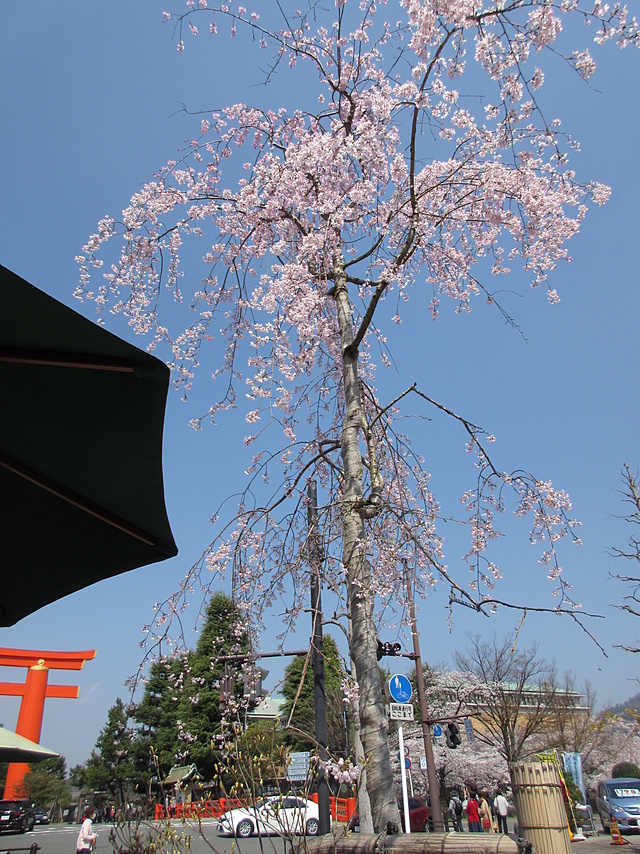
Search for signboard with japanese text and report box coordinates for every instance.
[562,752,586,802]
[286,750,310,781]
[388,702,414,721]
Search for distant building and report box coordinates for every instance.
[247,695,287,724]
[161,763,202,805]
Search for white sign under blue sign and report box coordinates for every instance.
[388,702,414,720]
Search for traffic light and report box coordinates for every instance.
[376,639,402,660]
[243,666,269,708]
[445,722,462,749]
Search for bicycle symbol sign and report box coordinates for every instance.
[388,674,413,704]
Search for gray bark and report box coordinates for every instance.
[351,657,373,834]
[333,260,399,833]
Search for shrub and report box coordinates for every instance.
[611,762,640,779]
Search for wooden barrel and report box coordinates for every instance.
[299,831,518,853]
[510,761,571,854]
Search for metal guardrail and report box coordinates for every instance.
[0,844,40,854]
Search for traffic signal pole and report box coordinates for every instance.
[404,564,444,832]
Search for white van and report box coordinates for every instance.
[596,778,640,834]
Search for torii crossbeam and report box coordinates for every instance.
[0,647,96,797]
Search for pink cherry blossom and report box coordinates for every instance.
[77,0,638,833]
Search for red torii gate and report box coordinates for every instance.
[0,647,96,797]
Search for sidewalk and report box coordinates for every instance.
[568,832,640,853]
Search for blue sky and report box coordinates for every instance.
[1,2,639,771]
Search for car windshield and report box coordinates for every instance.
[609,785,640,798]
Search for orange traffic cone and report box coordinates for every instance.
[610,818,630,846]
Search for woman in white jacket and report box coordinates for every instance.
[76,807,97,854]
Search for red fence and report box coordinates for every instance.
[154,798,244,820]
[308,793,357,823]
[153,795,356,823]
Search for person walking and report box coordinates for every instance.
[76,807,97,854]
[465,789,482,832]
[448,790,464,832]
[494,790,509,835]
[479,791,493,832]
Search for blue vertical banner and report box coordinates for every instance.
[562,752,586,803]
[464,718,475,743]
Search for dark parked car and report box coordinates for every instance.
[34,807,50,825]
[349,797,431,833]
[0,799,36,833]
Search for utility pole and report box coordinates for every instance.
[308,479,331,835]
[404,563,444,832]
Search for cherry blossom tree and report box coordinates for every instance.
[582,715,640,787]
[77,0,638,832]
[454,634,573,763]
[396,725,509,799]
[400,667,510,794]
[541,675,632,782]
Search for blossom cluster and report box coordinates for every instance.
[76,0,638,655]
[311,754,361,787]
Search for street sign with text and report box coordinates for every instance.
[388,702,414,721]
[286,750,310,781]
[464,718,475,742]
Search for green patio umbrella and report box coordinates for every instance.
[0,726,59,763]
[0,265,178,626]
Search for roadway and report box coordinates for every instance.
[2,820,640,854]
[0,820,302,854]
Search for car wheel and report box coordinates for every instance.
[306,818,319,836]
[236,819,253,838]
[20,818,27,833]
[600,813,610,835]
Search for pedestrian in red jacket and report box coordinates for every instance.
[464,789,482,832]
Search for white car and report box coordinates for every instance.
[217,796,321,838]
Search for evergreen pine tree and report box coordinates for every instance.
[280,636,347,756]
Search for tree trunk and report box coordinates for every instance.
[333,261,399,833]
[351,656,373,834]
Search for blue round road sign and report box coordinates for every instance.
[388,673,413,703]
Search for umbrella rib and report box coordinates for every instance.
[0,452,158,547]
[0,347,135,372]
